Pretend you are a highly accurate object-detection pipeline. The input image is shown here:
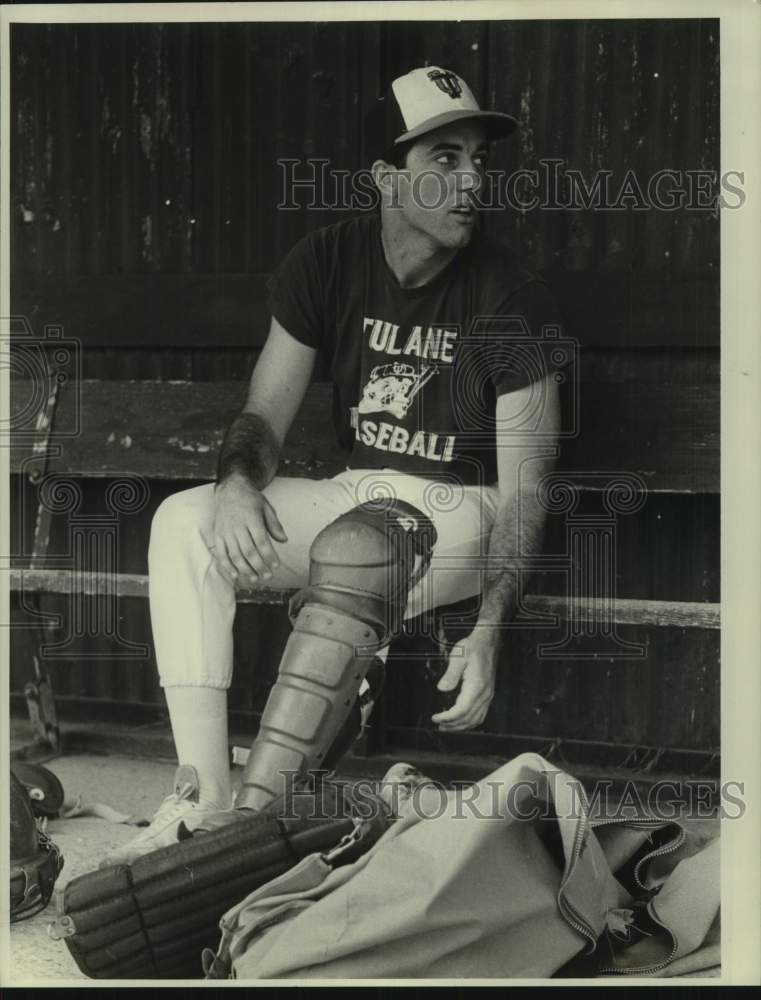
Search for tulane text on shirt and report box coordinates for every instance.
[364,317,459,363]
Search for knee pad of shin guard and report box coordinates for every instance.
[292,498,437,643]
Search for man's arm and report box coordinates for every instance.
[432,374,560,731]
[477,375,560,631]
[208,317,317,586]
[217,316,317,487]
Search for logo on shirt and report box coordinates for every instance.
[358,362,439,420]
[349,316,459,464]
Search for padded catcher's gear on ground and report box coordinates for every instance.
[236,499,436,812]
[10,769,64,922]
[49,779,392,980]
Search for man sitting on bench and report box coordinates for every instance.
[102,65,564,866]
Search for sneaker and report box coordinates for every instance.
[178,804,253,839]
[99,765,221,868]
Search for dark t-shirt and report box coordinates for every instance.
[267,213,567,486]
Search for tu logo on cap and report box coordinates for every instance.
[427,69,462,99]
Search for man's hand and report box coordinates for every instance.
[430,630,499,732]
[203,473,288,588]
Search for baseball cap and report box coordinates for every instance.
[364,66,518,162]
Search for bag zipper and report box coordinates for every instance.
[558,805,688,971]
[596,902,680,976]
[557,804,599,949]
[591,816,686,891]
[591,816,686,974]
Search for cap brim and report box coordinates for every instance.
[394,109,518,146]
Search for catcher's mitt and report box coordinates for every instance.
[10,769,64,922]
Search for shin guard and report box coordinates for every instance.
[237,499,436,812]
[237,606,383,810]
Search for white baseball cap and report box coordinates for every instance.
[365,66,518,160]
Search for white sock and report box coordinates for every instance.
[164,686,233,810]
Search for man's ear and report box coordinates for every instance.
[371,158,396,195]
[372,158,411,208]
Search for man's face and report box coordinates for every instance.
[388,120,488,250]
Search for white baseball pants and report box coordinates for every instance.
[148,469,501,689]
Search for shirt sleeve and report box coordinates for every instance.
[482,279,571,396]
[265,231,325,349]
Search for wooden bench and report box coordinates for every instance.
[8,351,720,777]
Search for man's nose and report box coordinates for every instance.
[458,164,482,194]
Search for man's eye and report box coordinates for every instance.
[435,154,456,167]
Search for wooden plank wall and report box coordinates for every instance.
[9,19,720,758]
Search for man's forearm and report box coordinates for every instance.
[216,411,280,490]
[476,487,548,642]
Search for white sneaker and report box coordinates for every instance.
[99,765,220,868]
